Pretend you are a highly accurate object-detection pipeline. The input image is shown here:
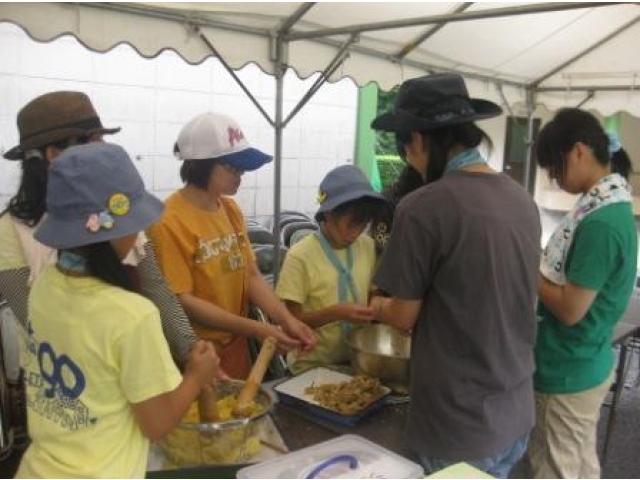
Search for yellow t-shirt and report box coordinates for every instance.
[16,266,181,479]
[275,233,376,374]
[0,213,28,270]
[148,192,255,345]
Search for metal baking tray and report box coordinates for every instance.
[274,367,390,427]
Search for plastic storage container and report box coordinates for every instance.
[236,434,423,478]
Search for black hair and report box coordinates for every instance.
[535,108,609,183]
[82,242,137,292]
[2,152,49,226]
[395,122,492,183]
[179,157,218,189]
[369,165,424,256]
[611,147,633,180]
[324,196,385,224]
[384,164,424,206]
[2,136,94,225]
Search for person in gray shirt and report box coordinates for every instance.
[370,73,541,478]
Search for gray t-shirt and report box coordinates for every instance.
[375,171,541,460]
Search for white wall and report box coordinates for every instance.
[0,23,359,221]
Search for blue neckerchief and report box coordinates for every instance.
[314,229,360,336]
[58,250,88,274]
[443,148,486,174]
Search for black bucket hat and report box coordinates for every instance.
[4,91,120,160]
[371,73,502,133]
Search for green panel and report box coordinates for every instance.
[604,113,621,133]
[355,83,382,192]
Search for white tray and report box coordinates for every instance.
[274,367,391,426]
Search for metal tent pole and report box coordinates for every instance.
[270,4,317,284]
[272,37,286,285]
[393,3,473,60]
[530,15,640,88]
[285,3,616,41]
[524,88,537,195]
[198,29,274,127]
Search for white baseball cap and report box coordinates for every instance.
[175,112,272,172]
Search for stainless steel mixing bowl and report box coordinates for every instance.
[347,324,411,394]
[159,380,272,466]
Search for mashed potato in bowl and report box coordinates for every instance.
[159,380,271,466]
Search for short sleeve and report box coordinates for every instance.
[374,200,435,300]
[566,220,622,291]
[148,221,194,295]
[275,247,309,305]
[116,306,182,404]
[362,236,377,281]
[0,215,27,271]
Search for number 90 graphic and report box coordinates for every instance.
[37,342,86,400]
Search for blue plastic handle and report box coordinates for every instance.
[305,454,359,479]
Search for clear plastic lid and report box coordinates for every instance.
[236,434,423,479]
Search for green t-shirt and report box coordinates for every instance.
[535,202,638,394]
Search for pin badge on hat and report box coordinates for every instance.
[86,211,114,233]
[85,193,130,233]
[109,193,131,216]
[317,190,328,204]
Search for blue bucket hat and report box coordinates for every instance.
[35,143,164,249]
[315,165,387,222]
[174,112,272,172]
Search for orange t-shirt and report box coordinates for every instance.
[148,192,255,347]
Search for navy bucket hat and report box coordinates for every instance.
[315,165,387,222]
[35,143,164,249]
[372,73,502,133]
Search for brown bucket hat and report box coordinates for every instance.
[4,91,121,160]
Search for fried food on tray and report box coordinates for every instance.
[304,374,386,415]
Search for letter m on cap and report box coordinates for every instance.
[228,127,245,147]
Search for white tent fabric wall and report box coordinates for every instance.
[0,22,359,219]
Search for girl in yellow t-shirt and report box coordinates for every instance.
[275,165,388,374]
[17,143,220,478]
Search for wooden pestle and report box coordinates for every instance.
[233,336,277,417]
[197,384,219,422]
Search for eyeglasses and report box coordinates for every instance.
[220,163,245,175]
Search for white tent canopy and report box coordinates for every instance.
[2,2,640,116]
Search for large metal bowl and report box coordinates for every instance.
[347,324,411,394]
[159,380,272,467]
